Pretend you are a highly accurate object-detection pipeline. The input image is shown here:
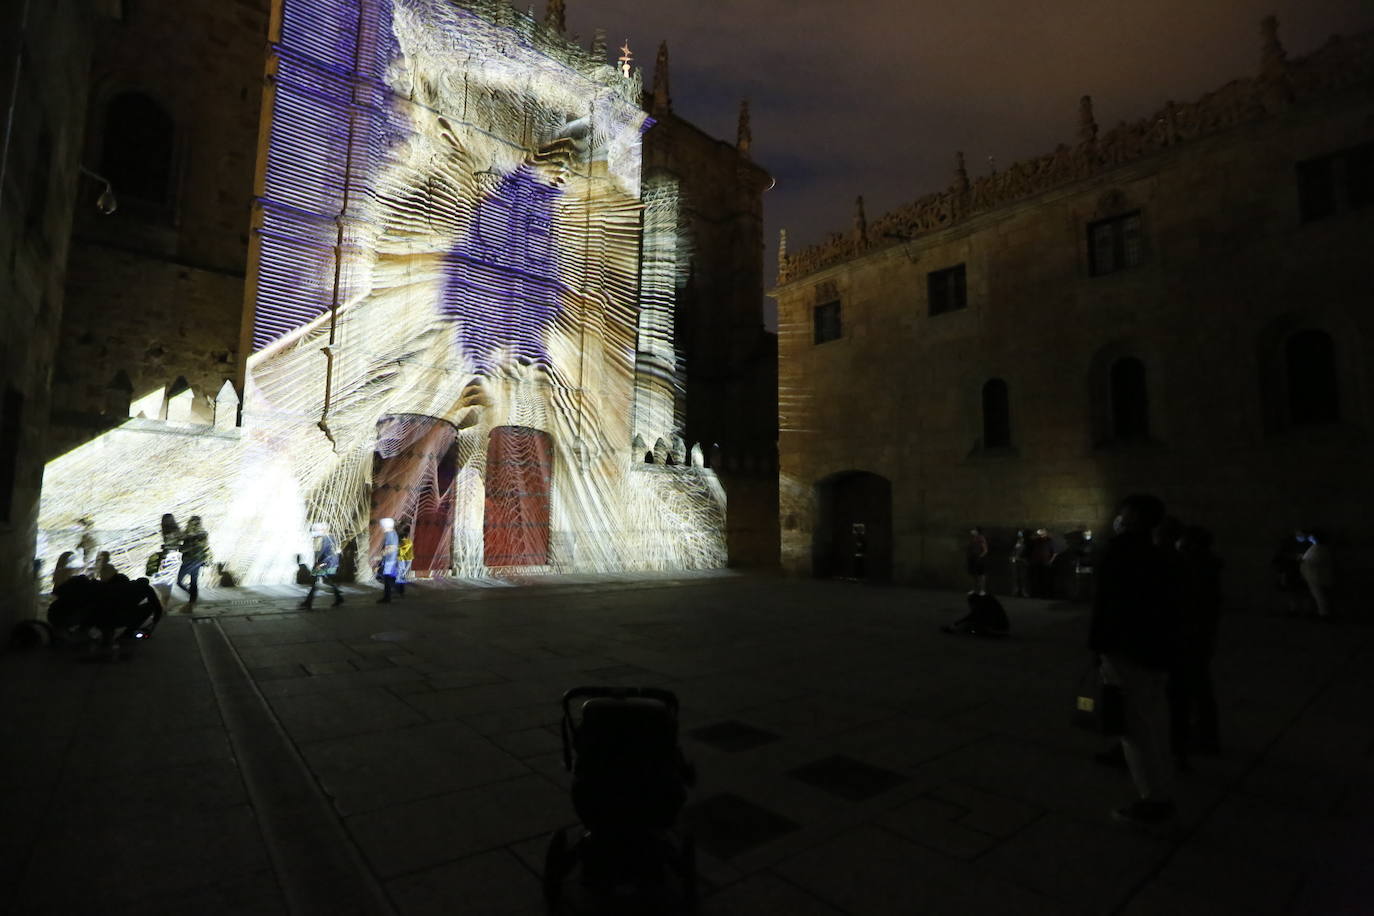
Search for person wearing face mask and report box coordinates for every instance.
[1090,493,1182,827]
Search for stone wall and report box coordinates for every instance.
[0,0,98,642]
[644,102,780,567]
[775,58,1374,610]
[49,0,270,455]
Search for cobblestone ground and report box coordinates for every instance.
[2,572,1370,915]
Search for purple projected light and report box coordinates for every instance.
[440,167,567,373]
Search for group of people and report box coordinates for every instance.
[1088,493,1223,827]
[299,517,415,610]
[147,513,212,608]
[50,513,210,609]
[972,526,1089,600]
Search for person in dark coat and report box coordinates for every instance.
[1089,493,1181,827]
[1028,528,1056,598]
[1169,525,1222,764]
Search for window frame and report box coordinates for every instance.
[813,299,842,345]
[1087,210,1144,277]
[927,263,967,316]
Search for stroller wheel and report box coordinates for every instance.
[680,835,698,908]
[543,828,569,905]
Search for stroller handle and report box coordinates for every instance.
[559,686,680,772]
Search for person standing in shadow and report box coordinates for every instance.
[1170,525,1222,767]
[1010,529,1029,598]
[966,526,989,595]
[300,522,344,609]
[1090,493,1181,827]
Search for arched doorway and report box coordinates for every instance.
[813,471,893,581]
[484,425,554,567]
[372,415,459,577]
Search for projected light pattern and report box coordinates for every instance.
[443,168,563,371]
[38,0,725,586]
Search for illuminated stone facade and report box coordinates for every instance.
[774,20,1374,608]
[35,0,773,589]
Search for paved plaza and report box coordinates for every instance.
[1,573,1371,915]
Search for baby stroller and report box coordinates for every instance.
[543,686,698,908]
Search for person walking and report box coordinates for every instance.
[966,527,990,595]
[1009,529,1029,597]
[376,517,400,603]
[1298,529,1335,619]
[396,522,414,597]
[300,522,343,609]
[1170,525,1222,764]
[177,516,211,608]
[1090,493,1181,827]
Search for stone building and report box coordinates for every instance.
[29,0,776,597]
[772,18,1374,609]
[0,1,104,640]
[642,45,779,568]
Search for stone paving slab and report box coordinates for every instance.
[3,573,1372,914]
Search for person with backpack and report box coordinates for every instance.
[300,522,344,609]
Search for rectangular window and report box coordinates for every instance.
[1297,142,1374,221]
[1088,211,1144,276]
[1297,156,1336,222]
[927,264,967,316]
[813,300,841,344]
[0,388,22,522]
[1346,142,1374,211]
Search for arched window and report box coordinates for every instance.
[100,93,175,206]
[981,378,1011,448]
[1286,330,1339,426]
[1110,357,1149,441]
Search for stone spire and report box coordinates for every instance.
[651,41,671,113]
[1258,14,1294,111]
[953,150,970,196]
[778,229,789,281]
[853,195,868,245]
[1078,95,1098,146]
[736,99,752,158]
[1260,14,1287,79]
[544,0,566,33]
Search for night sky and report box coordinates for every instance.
[563,0,1374,327]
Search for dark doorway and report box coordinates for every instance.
[1109,357,1150,441]
[813,471,892,581]
[1286,329,1340,426]
[373,415,458,577]
[484,426,553,567]
[981,378,1011,448]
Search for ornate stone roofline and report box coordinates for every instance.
[778,19,1374,286]
[448,0,640,101]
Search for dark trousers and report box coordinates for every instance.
[380,574,404,600]
[177,561,204,600]
[304,573,342,607]
[1168,653,1219,754]
[1030,564,1054,598]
